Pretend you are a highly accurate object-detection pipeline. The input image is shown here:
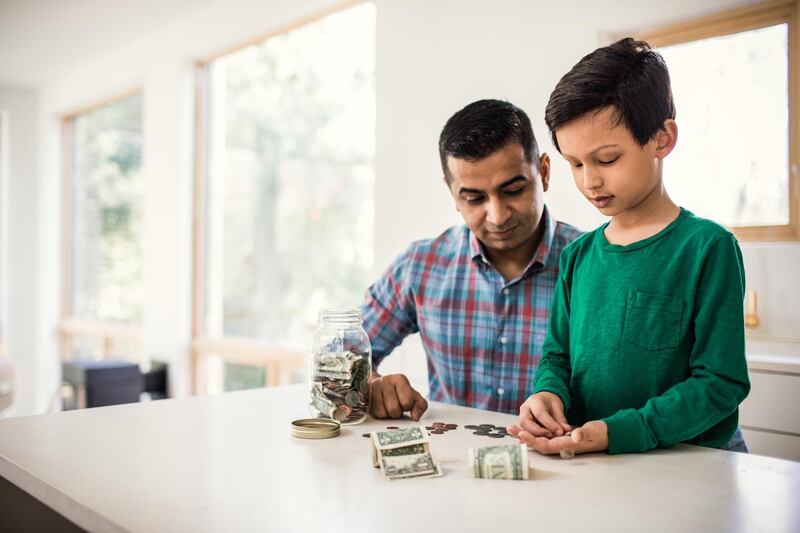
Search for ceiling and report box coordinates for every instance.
[0,0,216,88]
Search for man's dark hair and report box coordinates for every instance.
[439,99,540,183]
[545,38,676,152]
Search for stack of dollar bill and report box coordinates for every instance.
[468,443,530,480]
[310,350,369,424]
[371,426,442,480]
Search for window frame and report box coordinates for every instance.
[190,0,368,394]
[635,0,800,241]
[60,89,144,361]
[0,112,7,359]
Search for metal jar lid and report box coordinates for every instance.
[291,418,341,439]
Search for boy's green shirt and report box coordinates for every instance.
[533,208,750,454]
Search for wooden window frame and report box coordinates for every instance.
[635,0,800,241]
[0,112,6,359]
[189,0,367,394]
[60,89,144,362]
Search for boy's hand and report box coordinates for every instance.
[509,391,572,438]
[508,420,609,455]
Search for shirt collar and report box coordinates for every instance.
[469,205,556,277]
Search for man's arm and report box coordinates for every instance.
[362,248,428,420]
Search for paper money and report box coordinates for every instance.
[371,426,442,480]
[309,383,336,419]
[309,350,369,424]
[468,443,530,480]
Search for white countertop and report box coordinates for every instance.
[1,385,799,533]
[746,338,800,374]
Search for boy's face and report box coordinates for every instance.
[555,106,676,217]
[447,142,550,255]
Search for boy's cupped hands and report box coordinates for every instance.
[507,391,609,455]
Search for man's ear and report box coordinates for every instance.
[539,153,551,192]
[655,119,678,159]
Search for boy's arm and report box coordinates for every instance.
[532,253,573,412]
[602,234,751,454]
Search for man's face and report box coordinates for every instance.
[555,106,675,216]
[447,142,549,255]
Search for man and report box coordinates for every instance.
[363,99,582,420]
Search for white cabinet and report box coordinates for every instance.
[740,354,800,462]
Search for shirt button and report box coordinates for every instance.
[499,336,508,345]
[502,288,510,296]
[497,387,505,396]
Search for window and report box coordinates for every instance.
[61,92,144,360]
[193,2,376,393]
[637,0,799,240]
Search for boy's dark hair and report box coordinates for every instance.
[439,99,540,183]
[545,38,676,152]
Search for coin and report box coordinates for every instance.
[560,448,576,460]
[333,404,352,422]
[432,422,446,428]
[362,433,371,438]
[345,390,361,407]
[431,429,445,435]
[445,424,457,429]
[488,433,505,438]
[478,424,495,429]
[473,430,490,436]
[464,425,480,430]
[386,425,399,430]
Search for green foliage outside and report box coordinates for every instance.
[208,3,375,355]
[72,93,143,325]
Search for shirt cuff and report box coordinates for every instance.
[603,409,657,454]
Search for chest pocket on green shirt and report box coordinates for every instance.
[623,291,684,351]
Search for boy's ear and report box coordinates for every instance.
[655,119,678,159]
[539,153,551,192]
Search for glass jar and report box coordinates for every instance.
[308,307,371,425]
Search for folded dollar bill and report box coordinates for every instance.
[371,426,442,480]
[468,443,530,480]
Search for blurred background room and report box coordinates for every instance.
[0,0,798,460]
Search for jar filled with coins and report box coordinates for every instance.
[308,307,371,425]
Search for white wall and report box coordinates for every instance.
[4,0,797,414]
[0,85,39,416]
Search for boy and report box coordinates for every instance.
[508,38,750,454]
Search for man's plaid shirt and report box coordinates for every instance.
[362,207,582,414]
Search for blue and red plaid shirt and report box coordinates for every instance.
[362,206,582,414]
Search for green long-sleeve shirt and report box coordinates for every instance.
[533,208,750,454]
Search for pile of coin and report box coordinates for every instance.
[464,423,513,438]
[425,422,458,435]
[309,350,369,424]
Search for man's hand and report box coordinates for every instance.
[508,420,609,455]
[369,373,428,421]
[508,391,572,438]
